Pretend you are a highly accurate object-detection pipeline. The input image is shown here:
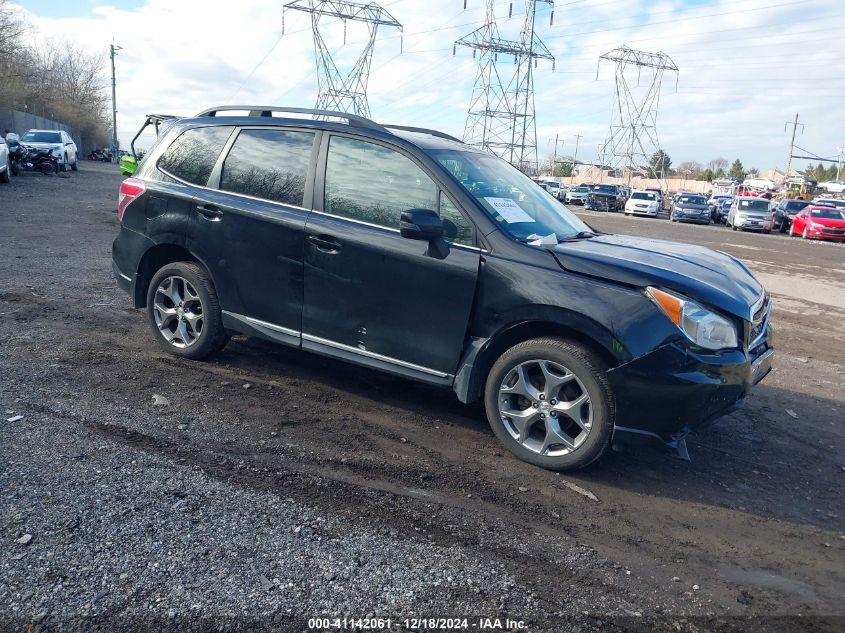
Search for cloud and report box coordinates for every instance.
[12,0,845,169]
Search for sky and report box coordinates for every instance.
[10,0,845,172]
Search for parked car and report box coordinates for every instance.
[789,205,845,241]
[726,197,775,232]
[585,184,622,212]
[543,181,563,200]
[817,181,845,194]
[0,136,9,184]
[671,194,711,225]
[19,129,78,171]
[112,105,773,471]
[718,198,733,224]
[564,185,590,205]
[772,198,811,232]
[811,197,845,212]
[708,194,732,222]
[624,190,660,216]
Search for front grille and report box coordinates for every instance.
[822,228,845,235]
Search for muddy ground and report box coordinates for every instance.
[1,164,843,632]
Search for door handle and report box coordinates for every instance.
[308,234,342,253]
[196,204,223,221]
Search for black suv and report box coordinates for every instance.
[113,106,774,471]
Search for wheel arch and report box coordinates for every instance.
[453,317,622,404]
[133,242,209,308]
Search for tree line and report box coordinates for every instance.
[0,0,110,146]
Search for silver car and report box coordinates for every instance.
[726,197,775,233]
[565,185,590,205]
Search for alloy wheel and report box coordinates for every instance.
[498,359,592,456]
[152,276,204,348]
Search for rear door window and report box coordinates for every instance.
[220,129,315,206]
[158,126,234,186]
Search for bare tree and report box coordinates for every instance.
[708,157,729,174]
[677,160,703,178]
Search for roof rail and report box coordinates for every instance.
[194,105,385,131]
[382,125,463,144]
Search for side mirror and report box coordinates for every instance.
[400,208,443,241]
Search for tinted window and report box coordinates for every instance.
[158,126,234,186]
[220,129,314,206]
[324,136,438,229]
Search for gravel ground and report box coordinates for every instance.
[0,164,843,633]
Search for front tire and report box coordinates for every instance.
[484,337,614,471]
[146,262,228,360]
[71,156,78,171]
[789,223,796,237]
[0,165,9,184]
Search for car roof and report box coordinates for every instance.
[24,129,63,133]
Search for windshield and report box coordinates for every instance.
[433,150,593,241]
[22,131,61,143]
[679,196,706,205]
[572,186,589,193]
[736,198,770,213]
[631,192,655,200]
[592,185,616,194]
[811,208,844,219]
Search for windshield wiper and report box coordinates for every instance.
[564,231,598,240]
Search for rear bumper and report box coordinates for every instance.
[608,330,774,445]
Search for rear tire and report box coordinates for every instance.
[484,337,615,471]
[146,262,228,360]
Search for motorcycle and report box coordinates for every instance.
[9,143,60,175]
[88,149,112,162]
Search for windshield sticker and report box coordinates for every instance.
[485,197,534,223]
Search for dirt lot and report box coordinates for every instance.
[1,164,843,633]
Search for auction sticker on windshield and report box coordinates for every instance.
[484,197,534,223]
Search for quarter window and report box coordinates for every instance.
[220,129,314,206]
[158,126,234,186]
[439,194,474,246]
[324,136,438,229]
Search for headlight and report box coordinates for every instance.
[51,147,62,156]
[646,287,739,350]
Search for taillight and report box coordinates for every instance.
[118,177,145,221]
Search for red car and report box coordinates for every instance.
[789,205,845,241]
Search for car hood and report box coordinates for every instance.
[676,203,708,211]
[809,216,845,227]
[22,142,61,151]
[552,234,763,320]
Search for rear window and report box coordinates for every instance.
[158,126,234,186]
[631,192,655,200]
[220,129,314,206]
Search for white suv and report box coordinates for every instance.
[0,136,9,183]
[19,129,78,172]
[624,190,660,216]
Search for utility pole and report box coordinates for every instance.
[836,145,845,182]
[570,133,581,184]
[783,114,803,179]
[549,133,561,176]
[110,43,122,155]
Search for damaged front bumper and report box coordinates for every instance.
[607,328,773,450]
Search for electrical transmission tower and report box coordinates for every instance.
[455,0,554,173]
[283,0,402,118]
[596,46,678,183]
